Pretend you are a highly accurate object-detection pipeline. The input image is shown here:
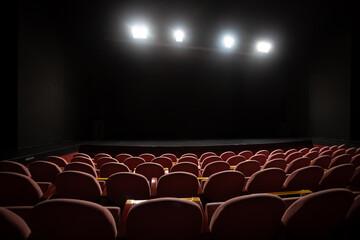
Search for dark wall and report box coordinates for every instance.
[18,0,89,148]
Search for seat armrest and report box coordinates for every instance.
[150,177,157,197]
[36,181,52,194]
[98,180,106,189]
[205,202,222,225]
[41,184,56,200]
[105,206,121,226]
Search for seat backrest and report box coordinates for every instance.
[178,156,198,165]
[157,172,199,198]
[210,194,285,240]
[45,156,68,167]
[181,153,198,159]
[54,171,102,202]
[284,149,297,157]
[285,157,311,174]
[123,157,146,171]
[73,153,91,159]
[304,151,319,160]
[139,153,156,162]
[226,155,246,166]
[285,152,303,164]
[126,198,202,240]
[238,150,253,159]
[96,157,118,169]
[319,163,356,189]
[328,154,351,168]
[203,170,245,202]
[346,195,360,234]
[0,207,31,240]
[202,161,230,177]
[329,145,339,151]
[245,168,286,193]
[319,146,330,153]
[29,161,62,183]
[311,155,331,169]
[151,157,173,169]
[255,150,269,157]
[161,153,178,162]
[345,147,357,157]
[94,153,112,162]
[249,154,267,165]
[201,156,223,169]
[268,153,285,160]
[0,172,43,206]
[135,162,165,181]
[332,149,346,158]
[0,160,31,177]
[234,160,261,177]
[282,188,354,239]
[351,154,360,167]
[199,152,217,162]
[220,151,235,161]
[319,149,333,157]
[100,162,130,178]
[170,162,199,177]
[64,162,97,178]
[106,172,150,206]
[71,156,95,167]
[283,166,324,191]
[262,159,287,170]
[349,166,360,190]
[115,153,132,163]
[270,149,284,155]
[298,148,310,155]
[31,199,117,240]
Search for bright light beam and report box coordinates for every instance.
[173,29,185,42]
[256,41,272,53]
[131,25,148,39]
[223,35,235,48]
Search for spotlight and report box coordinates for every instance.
[223,35,235,48]
[131,25,148,39]
[173,29,185,42]
[256,41,272,53]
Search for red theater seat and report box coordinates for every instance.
[328,154,351,168]
[0,207,31,240]
[345,147,357,157]
[203,170,245,202]
[0,172,43,206]
[71,156,95,167]
[268,153,286,160]
[199,152,217,162]
[201,161,230,177]
[106,172,150,206]
[94,153,112,162]
[226,155,246,166]
[100,162,130,178]
[64,162,97,178]
[255,149,269,157]
[311,155,331,169]
[319,149,333,157]
[139,153,156,162]
[161,153,178,162]
[245,168,286,193]
[299,147,310,155]
[135,162,165,181]
[178,156,199,165]
[30,199,118,240]
[234,160,261,177]
[304,151,319,160]
[285,157,311,174]
[220,151,235,161]
[351,154,360,167]
[209,194,285,240]
[332,149,346,158]
[249,154,267,165]
[44,156,68,167]
[285,152,303,164]
[200,156,223,169]
[156,172,200,198]
[282,188,354,239]
[29,161,62,183]
[0,160,31,177]
[238,150,253,159]
[124,157,146,171]
[318,163,356,189]
[115,153,132,163]
[262,159,287,170]
[151,157,173,169]
[283,166,324,191]
[170,162,199,177]
[126,198,202,240]
[96,157,118,169]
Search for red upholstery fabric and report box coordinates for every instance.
[200,156,223,169]
[203,170,245,202]
[0,161,31,177]
[348,166,360,190]
[199,152,217,162]
[283,166,324,191]
[178,156,199,165]
[139,153,156,162]
[160,153,178,162]
[226,155,246,165]
[304,151,319,160]
[29,161,62,183]
[170,162,199,177]
[299,148,310,155]
[270,149,284,155]
[31,199,117,240]
[96,157,118,169]
[126,198,202,240]
[332,149,346,158]
[285,152,303,164]
[282,188,354,239]
[245,168,286,193]
[54,171,102,202]
[210,194,285,239]
[135,162,165,181]
[249,154,267,165]
[71,156,95,167]
[157,172,199,197]
[262,159,287,170]
[45,156,68,167]
[0,172,43,206]
[201,161,230,177]
[285,157,311,174]
[220,151,235,161]
[268,153,286,160]
[311,155,331,169]
[345,147,357,157]
[234,160,261,177]
[238,150,253,159]
[319,149,333,157]
[94,153,112,162]
[284,149,297,156]
[115,153,132,163]
[151,157,173,169]
[124,157,146,171]
[106,172,150,206]
[328,154,351,168]
[100,162,130,178]
[64,162,97,177]
[351,154,360,167]
[0,207,31,240]
[318,163,356,189]
[73,153,91,159]
[181,153,198,159]
[255,149,269,157]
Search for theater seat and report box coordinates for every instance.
[64,162,97,178]
[249,154,267,165]
[0,160,31,177]
[71,156,95,168]
[200,156,223,169]
[318,163,356,190]
[0,172,43,206]
[0,207,31,240]
[304,151,319,160]
[199,152,217,162]
[94,153,112,162]
[234,160,261,177]
[29,161,62,183]
[283,166,324,191]
[161,153,178,162]
[203,170,245,202]
[209,194,285,239]
[328,154,351,168]
[178,156,199,165]
[115,153,132,163]
[285,152,303,164]
[262,159,287,170]
[106,172,150,207]
[282,188,354,239]
[124,157,146,171]
[100,162,130,178]
[44,156,68,167]
[201,161,230,177]
[268,153,286,161]
[157,172,199,198]
[226,155,245,166]
[139,153,156,162]
[135,162,165,181]
[311,155,331,169]
[238,150,253,159]
[151,157,173,169]
[170,162,199,177]
[245,168,286,193]
[285,157,311,174]
[95,157,118,169]
[54,171,102,202]
[30,199,118,240]
[126,198,202,240]
[220,151,235,161]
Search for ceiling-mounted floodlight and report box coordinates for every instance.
[256,41,272,53]
[131,25,148,39]
[173,29,185,42]
[223,35,235,48]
